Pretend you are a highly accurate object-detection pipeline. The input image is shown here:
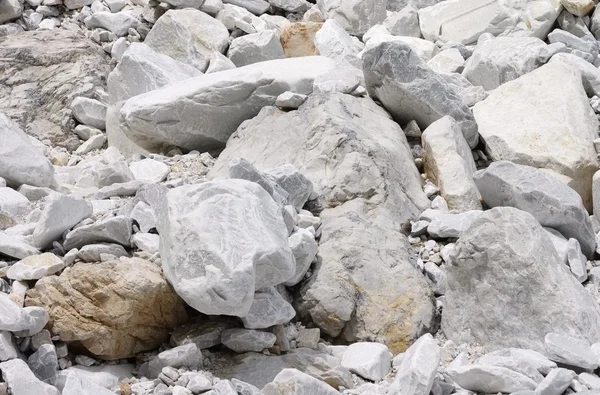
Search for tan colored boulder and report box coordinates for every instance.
[25,258,188,360]
[280,22,322,57]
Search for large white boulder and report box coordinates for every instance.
[316,0,386,36]
[119,56,336,153]
[363,41,478,148]
[144,9,230,72]
[158,179,295,317]
[107,43,202,104]
[341,342,391,381]
[388,334,440,395]
[210,93,434,353]
[462,36,553,91]
[473,62,599,210]
[0,114,54,188]
[443,207,600,353]
[422,116,481,212]
[474,161,596,258]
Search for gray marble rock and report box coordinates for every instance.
[275,92,308,110]
[475,354,544,383]
[550,52,600,97]
[147,343,203,379]
[170,321,230,349]
[27,344,58,383]
[262,368,338,395]
[221,329,276,353]
[535,367,576,395]
[0,233,39,259]
[63,215,132,250]
[94,180,145,200]
[567,238,588,282]
[228,30,285,67]
[316,0,386,36]
[448,364,537,393]
[77,243,128,262]
[0,358,59,395]
[545,333,599,370]
[60,371,115,395]
[129,159,169,184]
[32,194,92,250]
[341,342,391,381]
[283,228,317,286]
[7,253,64,281]
[266,164,314,211]
[0,114,54,188]
[130,201,157,233]
[363,40,478,148]
[443,207,600,353]
[388,334,439,394]
[223,0,269,14]
[241,287,295,329]
[474,161,596,258]
[427,211,483,239]
[158,179,294,317]
[0,187,30,218]
[0,331,17,362]
[84,11,138,37]
[70,97,107,130]
[483,348,556,375]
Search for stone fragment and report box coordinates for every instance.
[107,43,202,104]
[363,40,478,148]
[561,0,594,17]
[32,194,93,250]
[545,333,599,370]
[314,19,359,64]
[280,22,322,57]
[228,30,285,67]
[427,48,465,74]
[535,367,576,395]
[119,57,335,152]
[284,228,317,286]
[94,180,145,200]
[0,234,39,260]
[130,201,157,233]
[63,216,132,250]
[78,243,128,262]
[61,372,115,395]
[27,344,58,383]
[241,287,295,329]
[0,332,17,362]
[422,116,480,212]
[341,342,391,381]
[443,207,600,353]
[0,188,30,218]
[129,159,169,184]
[132,233,159,254]
[170,321,230,349]
[473,62,599,210]
[0,114,54,188]
[158,179,294,317]
[296,328,320,349]
[275,92,307,109]
[7,253,64,281]
[427,211,483,239]
[71,98,106,130]
[144,9,229,72]
[74,134,106,155]
[221,329,276,352]
[549,52,600,98]
[25,258,188,360]
[473,161,596,258]
[84,11,138,37]
[223,0,269,14]
[448,365,537,393]
[384,4,421,37]
[0,0,22,23]
[0,359,60,395]
[388,334,440,394]
[567,238,588,282]
[475,354,544,383]
[147,343,203,378]
[316,0,386,36]
[262,368,338,395]
[266,164,314,210]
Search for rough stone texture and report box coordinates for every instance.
[474,161,596,258]
[221,329,277,352]
[280,22,322,57]
[0,0,22,24]
[0,30,110,151]
[284,228,318,286]
[316,0,386,36]
[119,56,335,153]
[7,253,64,281]
[107,43,202,104]
[144,9,229,72]
[228,30,285,66]
[550,52,600,98]
[210,93,434,353]
[340,342,391,381]
[158,179,294,317]
[262,368,339,395]
[545,333,599,370]
[388,334,440,395]
[443,207,600,353]
[536,367,576,395]
[363,40,478,148]
[448,364,537,393]
[0,359,60,395]
[473,62,599,210]
[0,114,55,188]
[25,258,188,360]
[463,37,552,91]
[241,287,296,329]
[63,215,132,250]
[421,116,481,212]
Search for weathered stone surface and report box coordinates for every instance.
[550,52,600,98]
[223,0,269,14]
[427,211,483,239]
[229,30,285,67]
[473,161,596,258]
[341,342,391,381]
[0,0,22,24]
[473,62,599,210]
[0,233,39,260]
[32,194,93,250]
[144,9,229,72]
[484,348,557,375]
[280,22,322,57]
[0,30,110,150]
[388,334,440,394]
[71,97,106,130]
[0,359,60,395]
[0,114,54,188]
[170,321,230,349]
[316,0,386,36]
[475,354,544,383]
[119,56,335,153]
[210,94,434,352]
[314,19,359,64]
[146,343,203,378]
[463,37,552,91]
[0,187,30,218]
[363,40,478,148]
[158,179,294,317]
[262,368,339,395]
[25,258,188,360]
[84,11,138,37]
[545,333,599,370]
[61,371,115,395]
[221,329,276,352]
[77,243,128,262]
[284,228,318,286]
[561,0,594,17]
[536,367,576,395]
[7,253,64,281]
[422,116,480,212]
[448,364,537,393]
[107,43,202,104]
[27,344,58,383]
[63,215,132,250]
[241,287,295,329]
[443,207,600,353]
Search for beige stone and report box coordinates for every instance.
[280,22,322,57]
[25,258,188,360]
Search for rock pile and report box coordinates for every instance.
[3,0,600,393]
